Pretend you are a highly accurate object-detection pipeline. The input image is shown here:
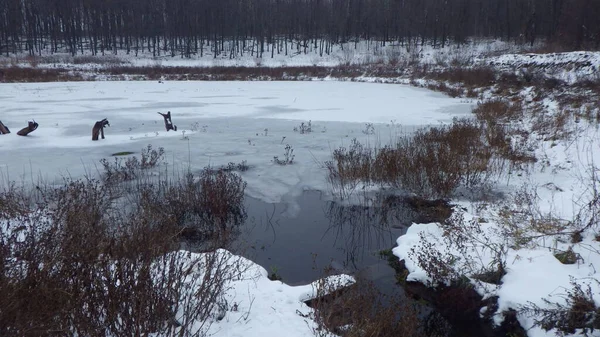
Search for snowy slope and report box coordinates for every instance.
[393,102,600,336]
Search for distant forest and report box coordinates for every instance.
[0,0,598,58]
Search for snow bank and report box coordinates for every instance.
[175,249,354,337]
[393,124,600,337]
[485,51,600,84]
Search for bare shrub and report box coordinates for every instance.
[100,144,165,184]
[409,209,508,287]
[469,99,536,169]
[389,118,494,198]
[427,82,463,97]
[140,144,165,169]
[495,185,574,249]
[0,67,83,82]
[196,169,247,232]
[420,118,492,190]
[385,46,403,66]
[408,231,462,286]
[0,183,29,219]
[24,55,39,68]
[0,176,244,336]
[473,99,523,123]
[521,279,600,336]
[327,138,373,183]
[100,155,140,183]
[133,169,247,246]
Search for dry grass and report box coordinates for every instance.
[0,67,84,82]
[0,62,401,83]
[413,65,496,90]
[310,275,426,337]
[100,144,165,185]
[473,99,523,123]
[328,118,505,199]
[73,55,128,65]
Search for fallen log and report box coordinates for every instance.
[16,120,38,136]
[0,121,10,134]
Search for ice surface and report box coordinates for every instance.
[0,80,472,204]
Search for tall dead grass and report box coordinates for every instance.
[327,117,510,199]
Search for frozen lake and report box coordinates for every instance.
[0,80,473,203]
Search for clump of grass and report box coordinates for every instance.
[100,144,164,184]
[221,160,250,172]
[268,266,283,281]
[293,120,312,134]
[273,144,295,165]
[554,247,581,265]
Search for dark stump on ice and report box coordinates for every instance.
[158,111,177,132]
[0,121,10,134]
[92,118,110,141]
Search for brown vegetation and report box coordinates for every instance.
[0,150,248,335]
[327,115,533,199]
[309,275,426,337]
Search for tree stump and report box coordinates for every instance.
[0,121,10,134]
[92,118,110,141]
[16,120,38,136]
[158,111,177,132]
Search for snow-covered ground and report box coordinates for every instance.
[2,47,600,336]
[173,249,354,337]
[484,51,600,84]
[393,98,600,335]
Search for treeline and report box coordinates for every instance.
[0,0,599,58]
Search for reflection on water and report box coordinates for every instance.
[323,201,400,271]
[234,191,414,292]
